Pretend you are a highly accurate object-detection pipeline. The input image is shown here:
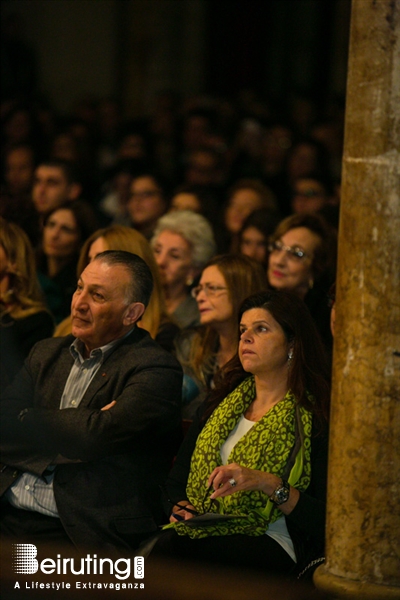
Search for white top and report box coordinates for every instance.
[220,414,296,562]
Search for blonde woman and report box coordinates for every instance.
[0,218,54,387]
[54,225,179,352]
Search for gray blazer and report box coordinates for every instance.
[0,327,183,554]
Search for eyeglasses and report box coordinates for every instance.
[191,283,228,298]
[268,240,310,260]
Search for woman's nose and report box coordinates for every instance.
[272,249,287,264]
[240,330,253,342]
[155,252,166,267]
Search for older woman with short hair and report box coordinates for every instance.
[151,210,217,329]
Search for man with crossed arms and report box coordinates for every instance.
[0,251,182,554]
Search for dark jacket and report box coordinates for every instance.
[0,327,183,554]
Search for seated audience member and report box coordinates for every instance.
[218,179,278,254]
[183,147,226,192]
[238,208,281,267]
[97,159,141,225]
[267,213,337,349]
[0,144,40,246]
[168,184,219,229]
[54,225,179,353]
[31,159,82,216]
[151,291,330,577]
[151,211,216,329]
[127,172,168,240]
[0,218,54,389]
[2,143,35,198]
[175,254,267,418]
[0,251,183,554]
[36,201,99,323]
[277,137,332,216]
[290,173,333,216]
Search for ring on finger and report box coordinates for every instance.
[228,478,237,487]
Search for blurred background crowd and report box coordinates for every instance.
[0,0,350,409]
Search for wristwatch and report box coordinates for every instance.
[269,478,290,505]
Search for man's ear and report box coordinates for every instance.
[123,302,145,326]
[67,182,82,201]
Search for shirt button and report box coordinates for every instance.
[25,485,30,491]
[82,367,87,372]
[71,400,77,406]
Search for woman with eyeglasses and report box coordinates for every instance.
[175,254,267,418]
[267,213,337,349]
[149,290,330,578]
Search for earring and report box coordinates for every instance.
[186,276,194,287]
[288,350,293,362]
[308,278,314,290]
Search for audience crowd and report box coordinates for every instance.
[0,90,342,577]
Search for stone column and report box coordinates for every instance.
[314,1,400,599]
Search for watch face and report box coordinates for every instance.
[272,482,290,505]
[276,488,289,503]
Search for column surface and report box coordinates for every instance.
[314,0,400,598]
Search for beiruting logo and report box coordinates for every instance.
[11,544,144,591]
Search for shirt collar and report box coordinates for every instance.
[70,327,136,362]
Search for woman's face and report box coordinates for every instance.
[153,229,194,290]
[225,189,263,234]
[267,227,321,298]
[43,209,80,259]
[195,265,233,327]
[88,237,108,262]
[240,226,268,264]
[239,307,289,377]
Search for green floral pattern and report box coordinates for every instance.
[174,376,312,539]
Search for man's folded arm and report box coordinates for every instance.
[1,363,182,463]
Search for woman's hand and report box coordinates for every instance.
[101,400,117,411]
[169,500,198,523]
[207,463,278,499]
[207,463,300,514]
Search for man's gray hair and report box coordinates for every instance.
[151,210,216,269]
[93,250,153,306]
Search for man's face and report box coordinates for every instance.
[32,165,73,214]
[71,259,138,355]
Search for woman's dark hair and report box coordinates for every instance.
[42,200,99,244]
[204,290,331,427]
[37,200,99,271]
